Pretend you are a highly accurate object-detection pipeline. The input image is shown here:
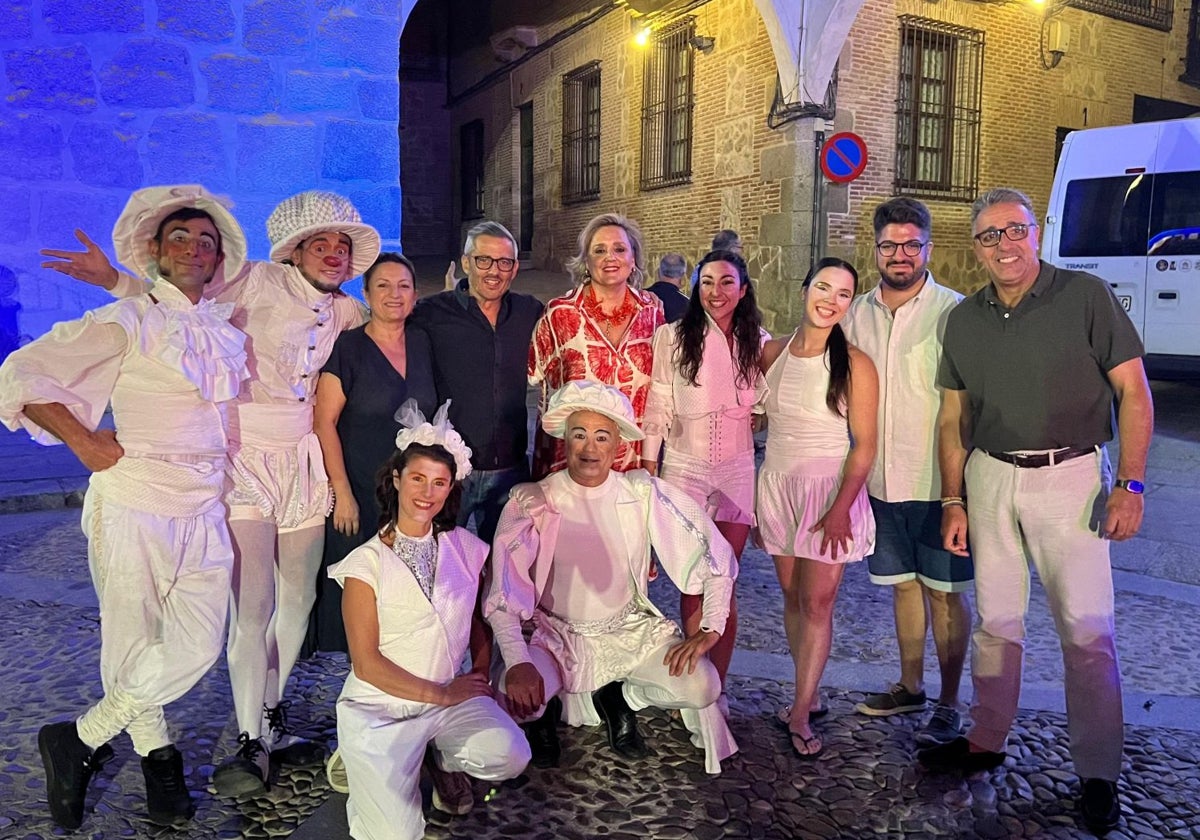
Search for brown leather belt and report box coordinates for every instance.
[984,446,1096,469]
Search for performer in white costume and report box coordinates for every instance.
[41,191,380,793]
[331,401,529,840]
[7,186,249,829]
[486,381,739,774]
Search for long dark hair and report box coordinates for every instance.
[802,257,859,417]
[675,249,762,387]
[375,443,462,537]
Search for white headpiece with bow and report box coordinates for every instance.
[394,399,473,480]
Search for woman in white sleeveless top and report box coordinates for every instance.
[757,258,878,759]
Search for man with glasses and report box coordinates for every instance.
[919,188,1153,837]
[843,198,972,749]
[410,220,544,545]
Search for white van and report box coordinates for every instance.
[1042,117,1200,373]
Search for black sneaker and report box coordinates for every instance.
[38,721,113,830]
[856,682,928,717]
[264,702,325,767]
[915,704,964,748]
[917,736,1006,773]
[424,746,474,816]
[1079,778,1120,835]
[141,744,194,826]
[212,732,269,797]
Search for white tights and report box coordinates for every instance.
[225,519,324,738]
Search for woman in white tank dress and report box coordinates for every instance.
[757,258,878,759]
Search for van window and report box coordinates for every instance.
[1060,175,1150,257]
[1148,170,1200,256]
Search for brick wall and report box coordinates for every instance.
[444,0,812,332]
[831,0,1200,294]
[0,0,406,347]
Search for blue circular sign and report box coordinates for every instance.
[820,132,869,183]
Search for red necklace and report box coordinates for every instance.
[583,286,639,327]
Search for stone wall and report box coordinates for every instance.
[0,0,407,347]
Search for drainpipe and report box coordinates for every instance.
[811,119,825,269]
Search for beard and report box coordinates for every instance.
[880,265,925,291]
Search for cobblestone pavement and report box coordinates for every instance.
[3,510,1200,840]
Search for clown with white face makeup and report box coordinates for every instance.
[8,185,250,830]
[486,381,739,775]
[43,190,381,794]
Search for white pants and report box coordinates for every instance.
[76,493,232,756]
[965,448,1122,779]
[336,695,529,840]
[225,516,324,737]
[499,639,735,773]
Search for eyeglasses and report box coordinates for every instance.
[469,255,517,272]
[875,240,927,257]
[973,223,1037,247]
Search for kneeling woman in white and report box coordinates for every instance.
[330,402,530,840]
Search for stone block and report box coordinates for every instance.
[358,78,398,121]
[760,142,800,182]
[244,0,308,55]
[0,1,32,40]
[321,118,398,182]
[317,11,399,76]
[201,53,275,112]
[68,121,142,188]
[229,198,277,260]
[0,185,33,243]
[4,45,98,113]
[0,112,64,179]
[347,185,400,240]
[284,70,356,112]
[99,39,194,107]
[43,0,142,33]
[236,119,319,194]
[157,0,235,42]
[37,189,125,261]
[147,112,229,190]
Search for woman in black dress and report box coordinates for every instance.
[310,253,436,652]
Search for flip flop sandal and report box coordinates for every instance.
[790,730,824,759]
[774,704,830,729]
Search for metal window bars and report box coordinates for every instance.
[562,61,602,204]
[640,17,695,190]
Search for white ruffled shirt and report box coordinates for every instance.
[0,279,248,456]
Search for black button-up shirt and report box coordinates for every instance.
[410,280,544,471]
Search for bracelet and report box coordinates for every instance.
[941,497,965,509]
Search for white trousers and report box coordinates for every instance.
[499,639,735,773]
[75,493,232,756]
[225,518,324,737]
[965,448,1123,779]
[336,695,530,840]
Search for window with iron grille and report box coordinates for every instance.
[640,18,694,190]
[1183,1,1200,86]
[894,17,984,202]
[1066,0,1172,32]
[460,119,485,220]
[562,62,601,204]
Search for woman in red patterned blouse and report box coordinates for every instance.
[528,213,665,479]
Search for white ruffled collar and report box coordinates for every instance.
[141,279,247,402]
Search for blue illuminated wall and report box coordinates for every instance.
[0,0,410,350]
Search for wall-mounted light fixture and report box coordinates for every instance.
[688,35,716,54]
[632,20,651,48]
[1039,2,1069,70]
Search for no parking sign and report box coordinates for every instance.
[819,132,869,183]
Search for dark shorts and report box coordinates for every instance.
[865,497,973,593]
